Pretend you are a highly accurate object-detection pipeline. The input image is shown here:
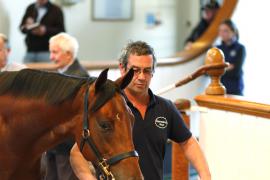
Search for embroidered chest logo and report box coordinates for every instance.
[230,50,237,57]
[155,117,168,129]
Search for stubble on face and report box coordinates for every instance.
[125,54,153,97]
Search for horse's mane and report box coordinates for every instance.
[0,69,93,104]
[0,69,121,110]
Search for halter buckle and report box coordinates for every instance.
[82,129,90,138]
[98,158,115,180]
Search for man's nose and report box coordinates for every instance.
[137,71,147,79]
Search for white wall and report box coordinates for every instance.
[0,0,201,63]
[199,109,270,180]
[231,0,270,101]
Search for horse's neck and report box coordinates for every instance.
[0,96,81,155]
[33,101,81,153]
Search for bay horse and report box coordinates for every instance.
[0,68,143,180]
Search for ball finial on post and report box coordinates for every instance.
[205,47,227,95]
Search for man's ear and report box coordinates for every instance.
[119,63,125,76]
[66,51,73,60]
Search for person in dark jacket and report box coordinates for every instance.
[43,32,89,180]
[217,19,246,95]
[185,1,219,49]
[20,0,65,63]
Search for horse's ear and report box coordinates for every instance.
[95,68,109,93]
[115,68,134,90]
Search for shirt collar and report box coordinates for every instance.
[36,1,50,8]
[148,89,156,107]
[122,89,156,108]
[57,60,74,74]
[0,64,7,72]
[221,38,238,47]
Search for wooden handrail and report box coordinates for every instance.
[172,99,191,180]
[195,94,270,119]
[156,61,229,95]
[26,0,238,71]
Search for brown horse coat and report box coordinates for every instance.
[0,69,143,180]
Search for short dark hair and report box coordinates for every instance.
[118,41,157,72]
[201,1,220,10]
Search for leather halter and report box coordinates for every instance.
[80,79,138,180]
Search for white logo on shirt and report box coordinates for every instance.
[155,117,168,129]
[230,50,237,57]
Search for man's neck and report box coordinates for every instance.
[0,63,6,72]
[124,89,149,107]
[58,60,74,74]
[125,89,150,119]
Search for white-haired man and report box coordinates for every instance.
[49,32,89,77]
[43,32,89,180]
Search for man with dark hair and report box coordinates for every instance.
[185,1,220,49]
[20,0,65,63]
[69,41,211,180]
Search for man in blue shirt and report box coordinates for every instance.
[70,41,211,180]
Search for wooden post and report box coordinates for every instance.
[204,47,227,95]
[172,99,190,180]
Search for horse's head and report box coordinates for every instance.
[75,68,143,180]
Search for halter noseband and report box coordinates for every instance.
[80,79,138,180]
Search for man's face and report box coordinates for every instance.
[0,39,9,68]
[120,54,154,95]
[203,9,217,22]
[218,23,235,43]
[36,0,48,6]
[49,43,72,69]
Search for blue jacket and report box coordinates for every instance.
[217,40,246,95]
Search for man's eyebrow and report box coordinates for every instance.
[131,65,152,69]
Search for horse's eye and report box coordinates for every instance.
[99,121,113,131]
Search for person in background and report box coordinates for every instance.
[217,19,246,95]
[0,33,26,71]
[49,32,89,77]
[20,0,65,63]
[43,32,89,180]
[69,41,211,180]
[185,1,220,49]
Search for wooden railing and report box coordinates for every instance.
[194,88,270,180]
[195,95,270,119]
[172,99,191,180]
[194,93,270,180]
[26,0,238,71]
[194,46,270,118]
[193,41,270,180]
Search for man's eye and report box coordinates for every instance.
[133,68,140,74]
[144,69,152,74]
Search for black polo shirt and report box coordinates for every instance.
[124,89,192,180]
